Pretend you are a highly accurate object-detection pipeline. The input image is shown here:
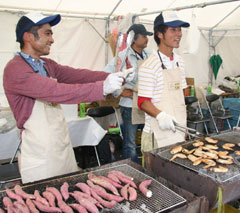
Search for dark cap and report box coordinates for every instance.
[127,24,153,36]
[154,11,190,28]
[16,12,61,42]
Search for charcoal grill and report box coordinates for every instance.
[144,133,240,210]
[159,139,240,183]
[0,160,190,213]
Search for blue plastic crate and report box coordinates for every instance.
[229,109,240,120]
[223,98,240,111]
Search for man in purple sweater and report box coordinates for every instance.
[3,12,126,183]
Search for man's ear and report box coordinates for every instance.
[157,31,163,40]
[22,32,33,42]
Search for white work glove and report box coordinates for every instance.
[103,72,124,96]
[156,111,177,132]
[122,67,135,83]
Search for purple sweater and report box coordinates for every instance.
[3,55,109,130]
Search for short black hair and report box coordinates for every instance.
[19,25,42,49]
[154,25,168,45]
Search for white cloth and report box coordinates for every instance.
[20,100,78,183]
[0,117,107,161]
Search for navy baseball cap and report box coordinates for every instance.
[16,12,61,42]
[127,24,153,36]
[154,11,190,28]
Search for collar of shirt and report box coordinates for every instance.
[129,47,148,60]
[157,50,179,70]
[16,52,47,76]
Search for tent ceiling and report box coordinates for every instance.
[0,0,240,30]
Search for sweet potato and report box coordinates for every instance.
[60,182,70,201]
[32,200,62,213]
[34,190,49,207]
[139,180,152,198]
[128,187,137,201]
[14,185,35,200]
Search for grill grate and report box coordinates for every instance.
[211,131,240,144]
[158,140,240,183]
[0,164,186,213]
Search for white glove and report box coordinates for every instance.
[103,72,124,96]
[156,111,177,132]
[122,67,135,83]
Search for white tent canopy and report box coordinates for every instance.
[0,0,240,106]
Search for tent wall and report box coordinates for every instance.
[1,10,240,106]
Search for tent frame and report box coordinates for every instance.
[0,0,239,81]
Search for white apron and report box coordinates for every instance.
[19,100,78,183]
[132,60,145,125]
[150,67,186,148]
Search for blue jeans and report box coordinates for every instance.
[120,106,139,163]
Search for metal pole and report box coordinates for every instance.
[133,0,240,17]
[105,0,123,65]
[86,19,107,42]
[210,4,240,30]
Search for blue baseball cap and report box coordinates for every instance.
[154,11,190,28]
[16,12,61,42]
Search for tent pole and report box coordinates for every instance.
[209,30,214,85]
[105,0,123,65]
[210,4,240,30]
[133,0,239,18]
[85,19,107,42]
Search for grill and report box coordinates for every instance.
[211,131,240,143]
[0,161,186,213]
[158,139,240,182]
[144,133,240,210]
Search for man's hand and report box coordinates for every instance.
[156,111,177,132]
[103,73,124,96]
[121,89,133,98]
[122,67,135,83]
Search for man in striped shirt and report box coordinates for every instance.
[137,11,190,160]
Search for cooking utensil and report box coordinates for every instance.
[174,121,203,138]
[114,32,123,73]
[118,30,134,72]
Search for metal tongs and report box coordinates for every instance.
[118,30,134,72]
[174,121,203,139]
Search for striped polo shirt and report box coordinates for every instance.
[138,50,187,133]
